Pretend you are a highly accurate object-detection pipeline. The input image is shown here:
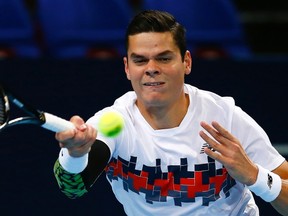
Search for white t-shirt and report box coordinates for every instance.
[86,84,285,216]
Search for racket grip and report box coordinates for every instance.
[41,112,75,132]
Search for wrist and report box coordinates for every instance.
[59,148,88,174]
[248,164,282,202]
[68,147,91,158]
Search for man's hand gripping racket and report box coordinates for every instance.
[0,85,74,132]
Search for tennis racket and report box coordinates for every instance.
[0,85,75,132]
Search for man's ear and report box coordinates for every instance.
[123,57,131,80]
[184,51,192,75]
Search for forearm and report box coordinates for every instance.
[247,164,288,215]
[271,179,288,215]
[54,160,89,199]
[54,140,111,199]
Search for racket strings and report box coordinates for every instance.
[0,95,8,126]
[0,99,5,125]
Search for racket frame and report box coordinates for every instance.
[0,85,74,132]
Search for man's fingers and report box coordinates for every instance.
[70,115,85,126]
[211,121,237,141]
[200,121,224,145]
[55,128,76,143]
[200,121,238,145]
[199,129,221,152]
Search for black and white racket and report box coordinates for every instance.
[0,85,74,132]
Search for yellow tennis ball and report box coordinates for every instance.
[98,111,124,137]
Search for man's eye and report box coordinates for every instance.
[133,59,146,64]
[158,57,171,62]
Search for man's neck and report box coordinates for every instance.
[137,93,190,130]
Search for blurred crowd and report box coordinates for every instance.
[0,0,252,59]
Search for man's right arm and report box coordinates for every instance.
[54,140,111,199]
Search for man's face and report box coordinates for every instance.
[123,32,192,109]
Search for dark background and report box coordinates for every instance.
[234,0,288,56]
[1,57,288,215]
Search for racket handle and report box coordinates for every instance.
[41,112,75,132]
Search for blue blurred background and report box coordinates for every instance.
[0,1,288,215]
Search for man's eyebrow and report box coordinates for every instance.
[156,50,174,56]
[130,50,173,59]
[130,53,144,59]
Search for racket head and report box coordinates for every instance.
[0,85,10,130]
[0,84,74,132]
[0,85,40,131]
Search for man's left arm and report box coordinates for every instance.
[270,162,288,215]
[199,121,288,216]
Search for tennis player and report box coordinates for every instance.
[54,10,288,215]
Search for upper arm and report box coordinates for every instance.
[81,139,111,188]
[272,160,288,179]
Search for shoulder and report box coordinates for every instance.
[185,83,236,109]
[86,91,136,127]
[113,91,137,107]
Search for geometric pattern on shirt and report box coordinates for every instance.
[105,156,236,206]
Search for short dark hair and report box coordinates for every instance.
[125,10,187,60]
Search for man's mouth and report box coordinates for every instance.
[143,82,164,86]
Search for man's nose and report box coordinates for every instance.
[145,70,160,77]
[145,60,160,76]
